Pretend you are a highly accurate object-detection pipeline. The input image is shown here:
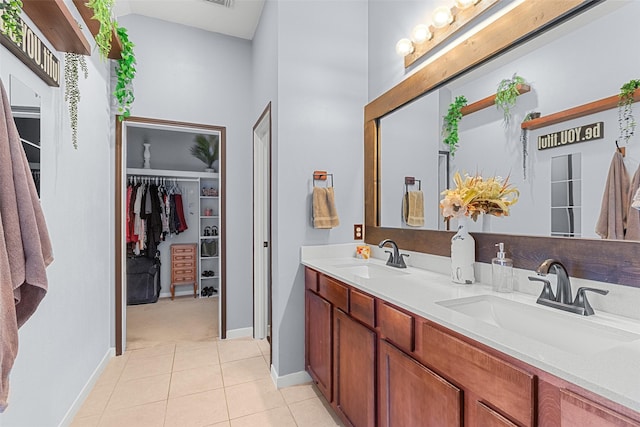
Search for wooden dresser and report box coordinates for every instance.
[170,244,197,300]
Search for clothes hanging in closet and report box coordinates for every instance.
[126,179,188,257]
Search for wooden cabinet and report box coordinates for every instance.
[170,244,197,300]
[379,339,462,427]
[559,389,640,427]
[333,309,376,427]
[305,289,333,401]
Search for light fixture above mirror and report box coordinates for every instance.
[396,0,499,67]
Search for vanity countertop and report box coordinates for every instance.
[301,244,640,413]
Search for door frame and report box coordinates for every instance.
[252,103,272,351]
[115,116,227,355]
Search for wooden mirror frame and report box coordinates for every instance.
[364,0,640,287]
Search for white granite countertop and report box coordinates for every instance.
[301,243,640,413]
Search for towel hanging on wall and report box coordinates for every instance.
[403,191,425,227]
[626,165,640,240]
[595,151,629,240]
[0,79,53,412]
[313,186,340,229]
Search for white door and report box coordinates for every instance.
[253,108,271,339]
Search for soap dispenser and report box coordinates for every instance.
[492,243,513,293]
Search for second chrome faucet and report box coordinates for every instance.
[378,239,408,268]
[529,258,609,316]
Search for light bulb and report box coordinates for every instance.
[395,38,414,57]
[411,24,432,43]
[455,0,478,9]
[432,6,454,28]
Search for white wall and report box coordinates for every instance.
[252,0,368,379]
[118,14,254,332]
[0,7,113,425]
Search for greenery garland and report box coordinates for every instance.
[64,52,89,149]
[0,0,23,44]
[443,95,468,157]
[618,79,640,143]
[86,0,114,60]
[495,74,526,127]
[114,24,136,119]
[520,112,539,180]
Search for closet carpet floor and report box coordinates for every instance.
[71,297,343,427]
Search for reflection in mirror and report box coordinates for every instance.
[10,75,41,196]
[551,154,582,237]
[377,0,640,241]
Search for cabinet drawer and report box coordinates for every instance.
[171,245,196,255]
[417,321,534,427]
[477,402,518,427]
[172,254,195,262]
[172,261,194,269]
[377,302,414,352]
[560,389,640,427]
[318,275,349,312]
[350,288,375,328]
[305,267,319,292]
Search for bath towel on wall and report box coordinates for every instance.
[626,165,640,240]
[403,190,424,227]
[313,186,340,229]
[0,80,53,412]
[595,151,629,240]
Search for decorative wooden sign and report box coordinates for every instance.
[0,17,60,87]
[537,122,603,150]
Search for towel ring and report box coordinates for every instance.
[405,176,421,193]
[313,170,334,187]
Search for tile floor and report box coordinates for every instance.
[71,337,344,427]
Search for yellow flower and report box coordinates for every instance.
[440,172,519,221]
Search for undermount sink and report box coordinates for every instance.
[437,295,640,355]
[333,262,409,279]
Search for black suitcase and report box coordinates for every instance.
[127,253,161,305]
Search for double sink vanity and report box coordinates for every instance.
[302,243,640,426]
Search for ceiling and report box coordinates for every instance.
[113,0,266,40]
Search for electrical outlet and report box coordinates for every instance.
[354,224,363,240]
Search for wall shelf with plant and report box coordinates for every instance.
[460,83,531,117]
[521,87,640,131]
[72,0,122,59]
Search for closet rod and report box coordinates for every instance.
[127,175,199,182]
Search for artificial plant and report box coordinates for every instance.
[443,95,467,157]
[0,0,23,44]
[64,52,89,149]
[86,0,114,59]
[618,79,640,143]
[519,111,540,180]
[495,73,526,127]
[190,134,220,170]
[114,24,136,119]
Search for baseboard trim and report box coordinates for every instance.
[58,347,115,427]
[270,365,312,389]
[225,327,253,339]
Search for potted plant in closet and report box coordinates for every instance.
[190,134,219,172]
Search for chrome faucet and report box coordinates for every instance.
[529,258,609,316]
[378,239,408,268]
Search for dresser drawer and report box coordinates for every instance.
[417,321,535,426]
[350,288,375,328]
[171,244,196,255]
[318,274,349,312]
[172,254,195,262]
[377,302,414,352]
[172,260,195,269]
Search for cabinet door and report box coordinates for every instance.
[560,389,640,427]
[334,309,376,427]
[305,290,332,401]
[379,339,462,427]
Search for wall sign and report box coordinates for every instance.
[537,122,604,151]
[0,17,60,87]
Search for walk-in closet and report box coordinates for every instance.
[118,118,226,352]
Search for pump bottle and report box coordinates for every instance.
[492,243,513,293]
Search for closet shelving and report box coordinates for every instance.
[126,167,220,298]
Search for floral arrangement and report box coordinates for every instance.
[440,172,519,221]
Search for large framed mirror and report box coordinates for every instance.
[364,0,640,287]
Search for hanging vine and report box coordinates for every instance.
[114,24,136,119]
[618,79,640,143]
[495,73,526,127]
[443,95,468,157]
[64,52,89,149]
[86,0,114,59]
[0,0,23,44]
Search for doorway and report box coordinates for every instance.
[115,116,227,355]
[252,103,272,354]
